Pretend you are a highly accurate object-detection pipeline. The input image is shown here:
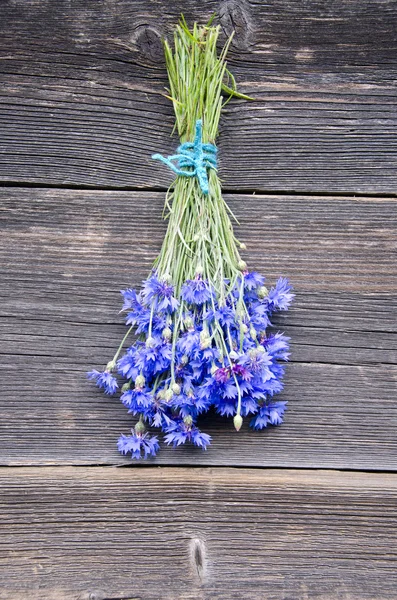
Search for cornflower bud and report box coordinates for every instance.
[200,330,211,349]
[233,414,243,431]
[184,316,194,330]
[250,327,257,340]
[184,415,193,427]
[240,242,247,250]
[135,374,145,389]
[240,323,248,334]
[258,285,269,299]
[121,382,130,393]
[162,327,172,340]
[146,337,156,348]
[165,388,173,402]
[171,383,181,395]
[135,420,146,435]
[238,260,247,271]
[195,264,204,275]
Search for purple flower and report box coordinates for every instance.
[214,367,229,384]
[241,396,259,416]
[181,278,213,305]
[170,390,210,418]
[178,329,201,355]
[244,271,265,290]
[267,278,294,312]
[120,388,153,413]
[264,333,290,361]
[142,274,179,312]
[117,431,159,460]
[250,406,270,430]
[87,369,118,395]
[216,306,235,327]
[134,337,172,377]
[250,401,287,429]
[164,419,211,449]
[90,259,292,459]
[213,396,237,417]
[249,302,271,332]
[241,347,272,374]
[120,288,140,311]
[117,346,139,380]
[268,401,287,425]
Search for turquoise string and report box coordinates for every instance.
[152,119,217,195]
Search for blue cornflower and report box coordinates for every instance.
[250,406,270,430]
[264,333,290,361]
[213,396,236,417]
[120,388,153,413]
[216,306,235,327]
[178,329,201,355]
[125,304,150,329]
[267,278,294,312]
[250,401,287,429]
[164,419,211,449]
[170,390,211,418]
[146,396,173,428]
[87,369,118,395]
[117,431,160,460]
[117,346,139,381]
[120,288,140,311]
[244,271,265,290]
[134,337,172,377]
[268,401,287,425]
[142,274,179,312]
[241,347,272,374]
[241,395,259,416]
[249,302,271,332]
[181,277,213,305]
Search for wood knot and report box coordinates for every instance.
[190,537,207,583]
[219,0,252,50]
[133,25,163,62]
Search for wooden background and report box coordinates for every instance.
[1,1,396,598]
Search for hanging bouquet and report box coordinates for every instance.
[88,17,293,460]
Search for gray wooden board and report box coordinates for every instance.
[1,188,396,469]
[1,0,397,193]
[1,466,397,600]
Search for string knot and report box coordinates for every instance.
[152,119,217,195]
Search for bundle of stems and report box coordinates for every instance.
[88,17,293,460]
[156,17,248,293]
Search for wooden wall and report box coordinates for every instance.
[1,1,396,598]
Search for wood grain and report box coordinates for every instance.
[1,0,397,192]
[1,466,396,600]
[1,188,396,469]
[2,2,397,596]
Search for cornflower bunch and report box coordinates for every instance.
[88,17,293,460]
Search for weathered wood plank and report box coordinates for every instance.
[3,355,397,468]
[1,466,397,600]
[1,188,396,468]
[1,0,397,192]
[1,189,396,293]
